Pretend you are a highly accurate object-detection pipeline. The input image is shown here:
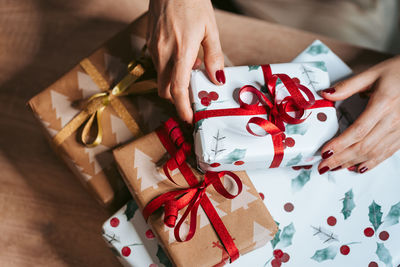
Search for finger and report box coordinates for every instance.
[320,87,389,160]
[193,57,202,70]
[202,22,225,85]
[320,68,380,101]
[357,129,400,173]
[170,48,198,123]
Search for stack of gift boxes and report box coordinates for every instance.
[28,16,353,267]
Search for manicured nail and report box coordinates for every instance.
[359,167,368,173]
[347,166,357,172]
[318,166,330,175]
[331,166,342,171]
[322,87,336,94]
[215,70,226,84]
[322,150,333,159]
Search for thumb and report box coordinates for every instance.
[202,25,225,85]
[320,68,379,101]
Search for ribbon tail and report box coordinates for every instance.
[109,97,142,137]
[269,134,285,168]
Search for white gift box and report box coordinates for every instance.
[190,41,349,172]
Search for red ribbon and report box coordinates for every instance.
[142,118,241,262]
[193,64,334,168]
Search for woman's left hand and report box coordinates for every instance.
[318,55,400,174]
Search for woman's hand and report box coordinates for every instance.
[318,55,400,174]
[147,0,225,123]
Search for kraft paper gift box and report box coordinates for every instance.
[28,17,176,209]
[190,40,351,172]
[113,118,278,267]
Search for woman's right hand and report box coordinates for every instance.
[147,0,225,123]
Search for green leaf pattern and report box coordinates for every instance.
[309,61,327,72]
[220,148,246,164]
[291,169,312,192]
[311,245,337,262]
[376,243,393,267]
[286,153,302,167]
[279,223,295,248]
[384,201,400,226]
[306,43,329,56]
[124,199,139,221]
[156,245,172,267]
[285,123,308,135]
[369,201,383,231]
[341,189,356,220]
[248,65,260,71]
[270,221,281,249]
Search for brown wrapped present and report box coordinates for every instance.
[27,16,175,209]
[113,118,278,267]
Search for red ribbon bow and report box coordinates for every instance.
[143,118,241,262]
[194,64,334,168]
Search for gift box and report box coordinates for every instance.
[190,41,351,172]
[113,118,278,267]
[27,16,175,209]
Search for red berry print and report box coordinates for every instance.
[340,245,350,255]
[292,77,300,84]
[284,202,294,212]
[368,262,378,267]
[145,229,155,239]
[234,160,244,165]
[281,253,290,263]
[379,231,389,241]
[110,217,120,227]
[121,246,131,257]
[208,91,219,101]
[327,216,337,226]
[273,249,284,259]
[201,97,211,106]
[198,91,208,99]
[292,166,302,170]
[303,165,313,169]
[210,163,220,168]
[271,258,282,267]
[285,137,295,147]
[259,192,265,200]
[317,112,327,122]
[364,227,375,237]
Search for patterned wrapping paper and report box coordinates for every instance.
[190,61,338,172]
[28,19,175,208]
[112,128,278,267]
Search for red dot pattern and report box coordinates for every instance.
[121,246,131,257]
[327,216,337,226]
[340,245,350,255]
[198,91,219,106]
[273,249,284,259]
[285,138,295,148]
[281,253,290,263]
[271,258,282,267]
[110,217,120,227]
[210,163,220,168]
[259,192,265,200]
[379,231,389,241]
[146,229,155,239]
[364,227,375,237]
[284,202,294,212]
[234,160,244,165]
[368,262,378,267]
[317,112,327,122]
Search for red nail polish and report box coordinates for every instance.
[359,167,368,173]
[331,166,342,171]
[215,70,226,84]
[318,166,330,175]
[347,166,357,172]
[323,87,336,94]
[322,150,333,159]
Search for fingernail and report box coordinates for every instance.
[322,150,334,159]
[331,166,342,171]
[347,166,357,172]
[318,166,330,175]
[322,87,336,94]
[215,70,226,84]
[359,167,368,173]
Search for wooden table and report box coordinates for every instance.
[0,1,389,266]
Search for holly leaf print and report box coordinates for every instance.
[248,65,260,71]
[384,201,400,226]
[311,245,337,262]
[279,223,295,248]
[341,189,355,220]
[260,84,268,94]
[376,243,393,267]
[309,61,328,72]
[124,199,139,221]
[270,221,281,249]
[286,153,302,167]
[220,148,246,164]
[306,43,329,56]
[291,169,312,192]
[285,123,308,135]
[157,245,172,267]
[195,119,204,132]
[369,201,383,231]
[276,78,282,86]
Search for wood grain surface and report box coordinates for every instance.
[0,1,390,266]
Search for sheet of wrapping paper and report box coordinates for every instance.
[103,41,400,267]
[28,19,176,208]
[113,130,277,267]
[191,60,338,172]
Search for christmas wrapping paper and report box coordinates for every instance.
[28,19,176,208]
[191,61,338,172]
[112,126,278,267]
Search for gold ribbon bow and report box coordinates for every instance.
[53,57,157,147]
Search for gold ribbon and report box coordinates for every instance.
[53,57,157,147]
